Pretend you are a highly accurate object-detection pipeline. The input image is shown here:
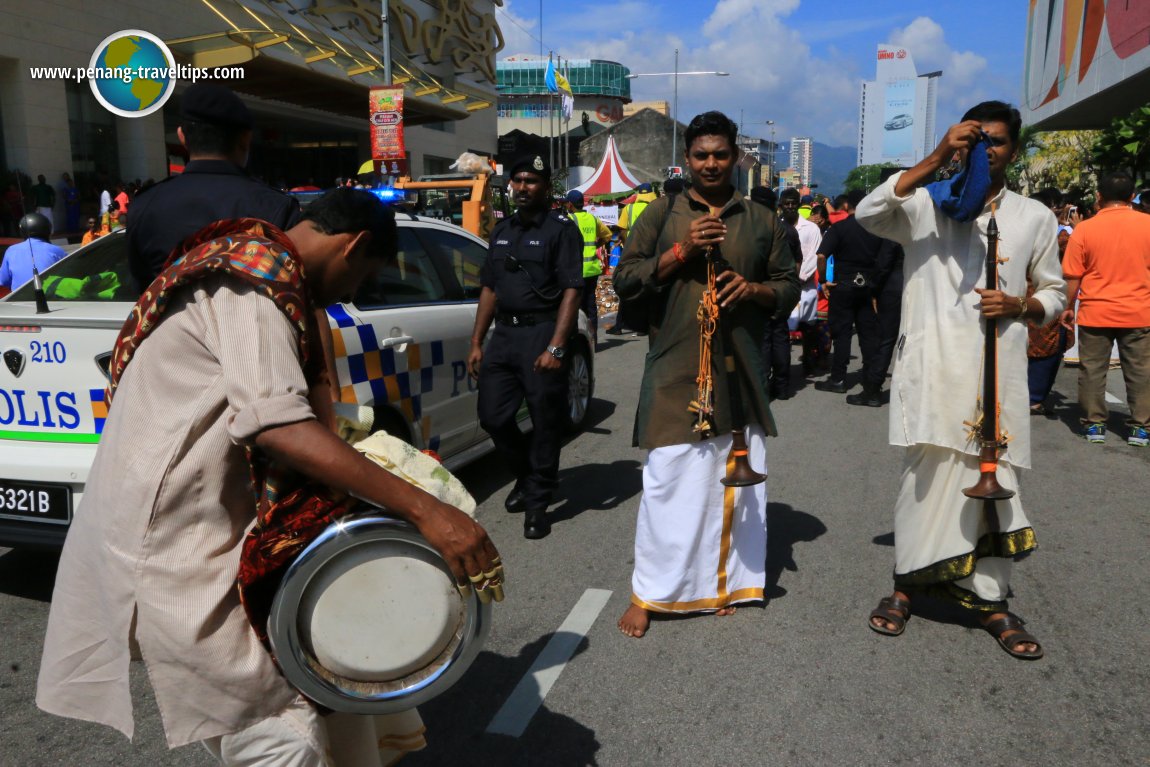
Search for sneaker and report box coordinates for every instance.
[1083,423,1107,443]
[1129,426,1149,447]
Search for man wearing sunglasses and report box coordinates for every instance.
[467,155,584,539]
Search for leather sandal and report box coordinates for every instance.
[983,613,1044,660]
[868,594,911,636]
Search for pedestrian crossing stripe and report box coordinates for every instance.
[326,307,446,449]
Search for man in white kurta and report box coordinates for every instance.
[37,192,501,763]
[854,103,1065,659]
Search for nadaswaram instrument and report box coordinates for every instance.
[688,206,766,488]
[963,204,1014,525]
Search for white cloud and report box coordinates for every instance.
[888,16,999,129]
[490,4,1008,152]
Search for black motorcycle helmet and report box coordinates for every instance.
[18,212,51,241]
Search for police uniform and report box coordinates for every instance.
[126,83,300,292]
[478,157,583,533]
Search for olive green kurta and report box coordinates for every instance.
[614,190,800,449]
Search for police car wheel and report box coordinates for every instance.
[564,344,592,432]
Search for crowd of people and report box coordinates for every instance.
[15,81,1149,765]
[0,172,155,240]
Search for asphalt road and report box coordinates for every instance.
[2,334,1148,766]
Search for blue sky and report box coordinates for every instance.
[496,0,1031,148]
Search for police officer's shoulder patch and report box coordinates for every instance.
[550,210,577,228]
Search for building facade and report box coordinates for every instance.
[857,44,940,167]
[496,56,632,138]
[789,137,812,188]
[1023,0,1150,129]
[0,0,501,230]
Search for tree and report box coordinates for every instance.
[1092,103,1150,183]
[1013,129,1100,195]
[842,163,898,193]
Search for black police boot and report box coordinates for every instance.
[846,384,883,407]
[523,509,551,540]
[504,487,526,514]
[815,378,847,394]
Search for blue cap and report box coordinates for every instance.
[565,190,584,205]
[637,183,652,192]
[800,194,814,204]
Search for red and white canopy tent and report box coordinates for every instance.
[572,136,642,199]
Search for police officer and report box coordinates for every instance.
[814,189,894,398]
[565,189,611,346]
[127,83,300,292]
[467,155,584,539]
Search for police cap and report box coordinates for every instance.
[180,83,253,130]
[509,154,551,179]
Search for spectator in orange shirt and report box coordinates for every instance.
[1060,171,1150,446]
[80,216,108,245]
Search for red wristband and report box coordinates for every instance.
[672,242,686,264]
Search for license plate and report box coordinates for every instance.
[0,480,72,524]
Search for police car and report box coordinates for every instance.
[0,216,595,549]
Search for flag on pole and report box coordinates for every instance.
[554,70,573,98]
[561,93,573,120]
[545,56,559,94]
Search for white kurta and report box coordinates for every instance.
[38,278,314,748]
[631,426,768,613]
[855,173,1066,469]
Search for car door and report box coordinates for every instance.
[331,222,479,458]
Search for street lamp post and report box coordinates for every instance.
[626,51,729,170]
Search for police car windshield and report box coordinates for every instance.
[7,232,136,303]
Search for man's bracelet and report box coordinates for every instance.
[1016,296,1028,318]
[672,242,686,264]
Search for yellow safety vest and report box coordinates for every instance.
[623,201,648,230]
[571,210,603,278]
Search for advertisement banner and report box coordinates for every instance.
[881,78,916,163]
[587,204,618,227]
[370,85,407,176]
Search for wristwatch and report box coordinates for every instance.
[546,345,566,359]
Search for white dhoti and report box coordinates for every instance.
[893,444,1036,608]
[631,426,768,613]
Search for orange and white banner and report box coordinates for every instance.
[370,85,407,176]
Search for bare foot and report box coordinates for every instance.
[715,606,737,616]
[618,604,650,638]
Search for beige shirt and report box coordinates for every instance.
[855,173,1066,468]
[37,277,315,747]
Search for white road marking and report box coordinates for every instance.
[1105,392,1123,405]
[486,588,613,737]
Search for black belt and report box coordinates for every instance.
[495,310,557,327]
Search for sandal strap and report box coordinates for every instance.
[876,595,911,619]
[984,613,1026,636]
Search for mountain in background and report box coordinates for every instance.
[810,142,858,197]
[776,140,857,197]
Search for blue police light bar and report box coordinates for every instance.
[369,186,404,204]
